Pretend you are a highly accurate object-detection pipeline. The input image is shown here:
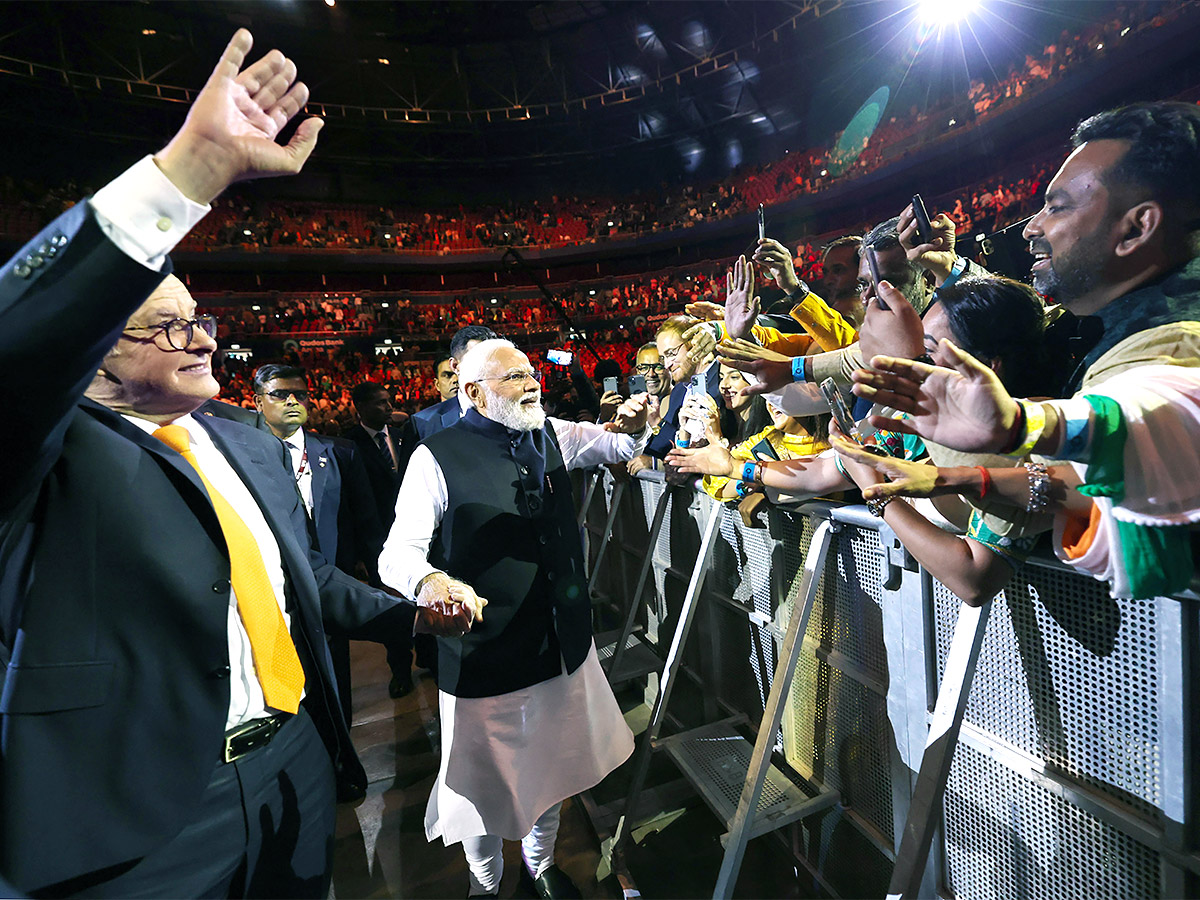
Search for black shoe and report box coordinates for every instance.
[520,864,581,900]
[336,779,366,804]
[388,670,414,698]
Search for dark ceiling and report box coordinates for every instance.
[0,1,1153,202]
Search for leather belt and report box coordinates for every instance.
[223,713,292,763]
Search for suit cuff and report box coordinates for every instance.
[90,155,211,272]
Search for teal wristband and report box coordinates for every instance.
[935,256,968,296]
[791,355,807,383]
[741,461,758,483]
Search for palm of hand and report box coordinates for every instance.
[910,367,1012,452]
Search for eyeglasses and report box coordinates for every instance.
[259,388,310,402]
[478,369,541,386]
[635,362,666,373]
[660,345,687,363]
[122,315,217,351]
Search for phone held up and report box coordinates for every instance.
[864,245,888,311]
[602,376,619,396]
[757,203,765,243]
[546,349,573,366]
[628,374,647,395]
[911,193,933,245]
[821,378,886,457]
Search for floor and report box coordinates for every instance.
[329,642,822,900]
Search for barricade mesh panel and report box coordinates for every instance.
[933,564,1163,820]
[944,741,1163,900]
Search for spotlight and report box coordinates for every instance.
[917,0,979,25]
[323,0,335,6]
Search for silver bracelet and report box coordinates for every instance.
[866,495,894,517]
[1024,461,1051,514]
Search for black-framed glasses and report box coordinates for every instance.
[259,388,310,402]
[122,315,217,351]
[635,362,666,374]
[478,369,541,386]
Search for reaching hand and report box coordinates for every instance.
[665,441,735,477]
[681,322,717,365]
[831,437,943,501]
[851,339,1020,453]
[627,454,654,477]
[716,338,794,395]
[898,203,959,284]
[609,392,650,433]
[724,255,760,341]
[414,573,487,637]
[857,280,925,364]
[599,390,623,421]
[155,30,322,205]
[680,393,721,443]
[684,300,726,321]
[751,237,801,294]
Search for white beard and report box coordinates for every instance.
[484,386,546,432]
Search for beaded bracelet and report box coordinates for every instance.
[866,495,894,517]
[1024,461,1051,514]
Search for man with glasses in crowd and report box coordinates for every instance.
[254,364,388,734]
[379,338,649,900]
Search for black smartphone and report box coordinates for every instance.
[757,203,765,243]
[912,193,933,245]
[820,378,859,442]
[865,245,889,311]
[628,374,647,394]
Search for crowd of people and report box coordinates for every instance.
[5,12,1200,900]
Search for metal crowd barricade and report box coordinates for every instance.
[577,467,1199,900]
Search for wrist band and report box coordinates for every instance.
[791,355,807,383]
[709,321,724,343]
[741,461,763,484]
[976,465,992,500]
[1024,461,1051,513]
[999,401,1027,455]
[936,255,968,294]
[1009,400,1047,458]
[833,454,850,482]
[735,480,756,498]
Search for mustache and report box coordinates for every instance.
[1028,239,1052,256]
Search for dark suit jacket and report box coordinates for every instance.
[343,423,402,528]
[644,362,736,458]
[0,204,407,893]
[197,397,267,431]
[305,431,385,580]
[395,394,464,478]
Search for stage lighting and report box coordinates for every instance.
[917,0,979,26]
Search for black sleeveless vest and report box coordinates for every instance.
[422,409,592,697]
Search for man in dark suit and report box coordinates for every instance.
[343,380,418,695]
[0,32,474,897]
[253,363,393,726]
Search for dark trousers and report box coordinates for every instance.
[61,708,336,899]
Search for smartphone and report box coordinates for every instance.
[546,349,573,366]
[757,203,765,242]
[865,245,889,311]
[820,378,859,442]
[628,374,647,394]
[912,193,933,245]
[602,376,619,395]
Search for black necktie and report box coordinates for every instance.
[375,431,394,469]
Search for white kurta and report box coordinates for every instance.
[379,416,645,844]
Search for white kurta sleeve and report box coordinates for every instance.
[378,444,449,599]
[549,417,646,470]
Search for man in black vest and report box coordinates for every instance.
[378,338,649,899]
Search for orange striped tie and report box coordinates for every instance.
[154,425,305,714]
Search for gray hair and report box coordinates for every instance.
[457,338,519,387]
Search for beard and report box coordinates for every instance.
[1031,244,1105,307]
[484,386,546,431]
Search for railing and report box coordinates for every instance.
[578,469,1198,899]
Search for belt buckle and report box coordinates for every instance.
[223,716,281,764]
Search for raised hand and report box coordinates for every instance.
[680,322,716,365]
[155,29,324,204]
[609,392,649,433]
[852,339,1020,453]
[724,255,760,341]
[684,300,726,321]
[857,280,925,363]
[831,436,941,500]
[681,393,722,443]
[898,202,959,285]
[598,390,623,421]
[751,237,802,294]
[716,338,794,395]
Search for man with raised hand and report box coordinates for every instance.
[0,31,472,897]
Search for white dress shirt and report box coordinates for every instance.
[281,427,313,515]
[379,417,644,599]
[124,414,300,730]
